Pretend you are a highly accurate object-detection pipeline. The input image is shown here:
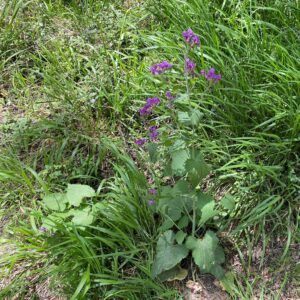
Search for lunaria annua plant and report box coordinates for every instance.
[134,29,232,282]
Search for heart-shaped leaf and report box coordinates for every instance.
[186,149,210,187]
[42,193,67,211]
[152,230,189,278]
[66,184,96,207]
[196,192,219,226]
[186,231,225,279]
[71,207,94,226]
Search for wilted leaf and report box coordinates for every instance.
[66,184,96,207]
[152,230,189,278]
[158,266,188,282]
[186,231,225,279]
[42,193,67,211]
[220,272,236,297]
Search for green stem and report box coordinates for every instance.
[192,196,196,237]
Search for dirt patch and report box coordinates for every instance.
[184,277,228,300]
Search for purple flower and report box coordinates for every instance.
[148,188,157,195]
[182,28,194,43]
[149,126,159,141]
[150,61,173,75]
[199,68,221,82]
[165,91,175,100]
[182,28,200,46]
[185,58,196,76]
[199,70,206,76]
[39,227,47,232]
[191,35,200,46]
[139,97,160,116]
[206,68,222,81]
[135,138,147,146]
[148,199,156,206]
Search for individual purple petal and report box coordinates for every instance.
[148,188,157,195]
[135,138,147,146]
[148,199,156,206]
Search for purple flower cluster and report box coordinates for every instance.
[150,61,173,75]
[139,97,160,116]
[135,138,147,146]
[149,126,159,141]
[185,58,197,76]
[148,188,157,206]
[165,91,175,100]
[148,199,156,206]
[200,68,222,82]
[135,126,159,148]
[148,188,157,195]
[182,28,200,46]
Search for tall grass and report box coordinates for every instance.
[0,0,299,298]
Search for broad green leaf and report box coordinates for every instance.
[220,195,235,211]
[42,193,67,211]
[177,109,203,127]
[189,109,203,126]
[171,149,189,175]
[196,192,219,226]
[147,142,158,163]
[158,266,188,282]
[159,219,174,231]
[220,272,236,297]
[169,139,186,152]
[186,231,225,278]
[71,207,94,226]
[175,231,187,244]
[178,111,191,125]
[66,184,96,207]
[159,181,193,221]
[92,201,107,213]
[174,93,189,104]
[41,211,73,230]
[186,149,210,186]
[152,230,189,278]
[178,215,189,229]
